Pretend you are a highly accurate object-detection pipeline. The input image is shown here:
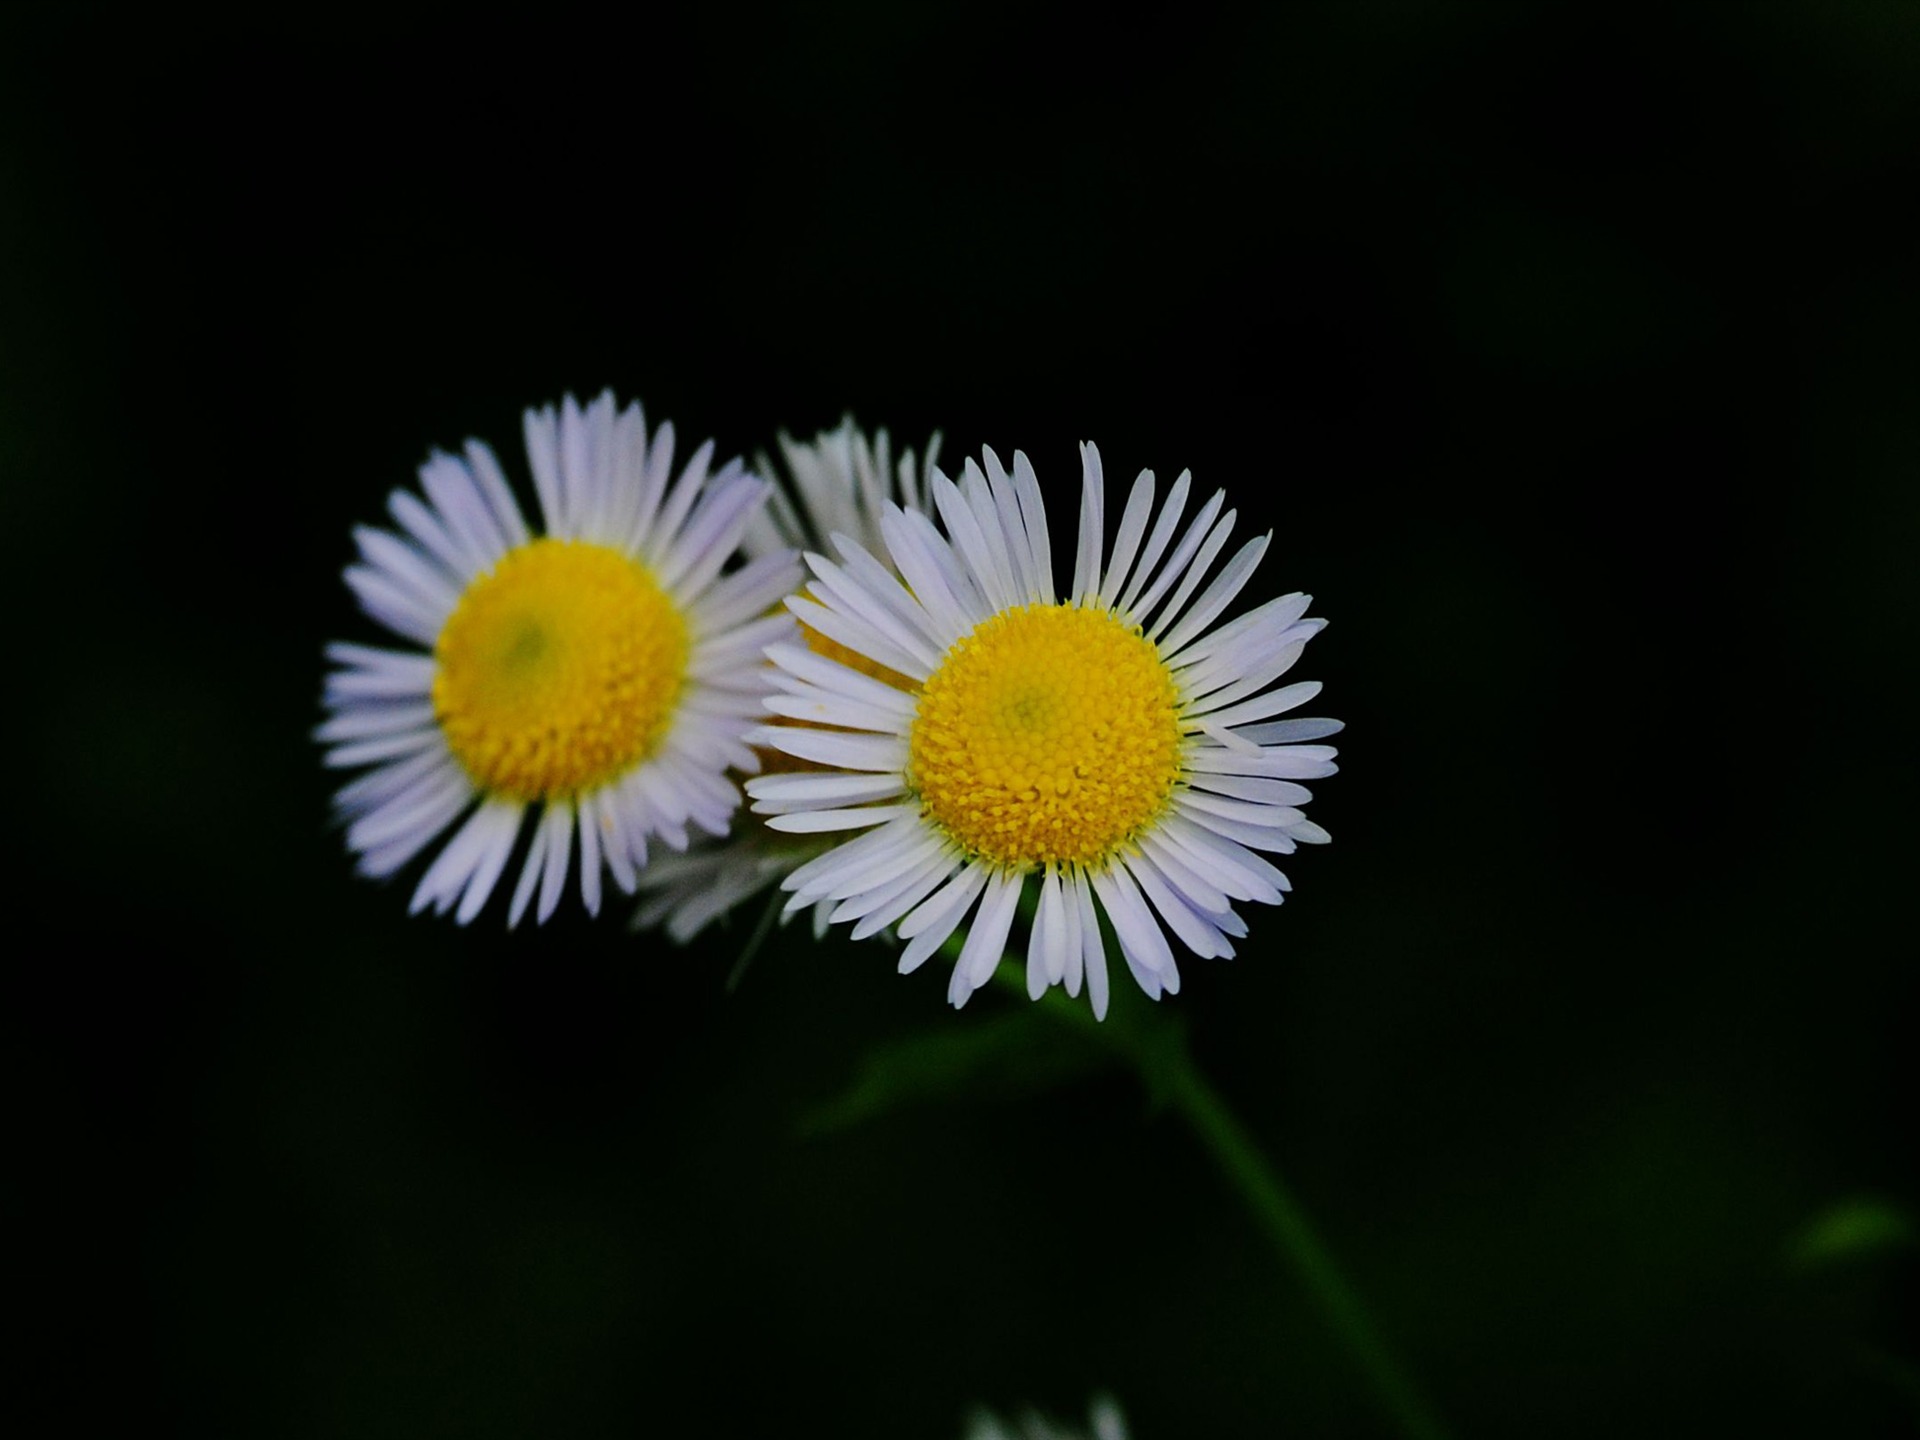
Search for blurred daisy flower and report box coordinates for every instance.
[745,414,939,556]
[745,443,1339,1017]
[320,392,798,924]
[632,417,940,940]
[965,1395,1129,1440]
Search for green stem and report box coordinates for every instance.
[1160,1053,1449,1440]
[993,963,1449,1440]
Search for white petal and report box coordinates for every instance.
[410,801,509,918]
[660,474,768,599]
[344,565,446,647]
[896,864,990,973]
[1116,469,1190,615]
[895,860,988,942]
[386,487,480,585]
[537,801,574,922]
[576,801,603,916]
[1029,868,1068,997]
[592,788,641,897]
[1153,818,1285,906]
[1075,873,1111,1018]
[455,803,525,924]
[764,803,916,833]
[1230,717,1345,745]
[880,505,983,642]
[962,459,1028,608]
[961,868,1024,988]
[324,647,436,701]
[522,403,565,533]
[621,417,673,553]
[1010,451,1055,603]
[1100,468,1156,603]
[1182,640,1307,713]
[348,774,473,878]
[831,535,953,651]
[1177,790,1306,829]
[1156,532,1269,657]
[1182,744,1338,780]
[933,470,1015,613]
[323,727,442,769]
[801,555,943,672]
[764,642,919,718]
[1124,851,1232,960]
[1090,862,1176,992]
[645,437,715,564]
[1188,773,1314,806]
[749,772,908,808]
[779,814,921,896]
[1070,442,1106,607]
[785,596,931,684]
[761,689,909,734]
[417,450,510,573]
[1145,506,1236,643]
[693,550,806,634]
[354,512,466,607]
[750,726,906,773]
[1167,590,1311,669]
[463,438,531,550]
[836,846,958,930]
[1125,487,1223,626]
[315,701,438,743]
[1194,679,1323,732]
[978,449,1041,602]
[1136,833,1235,914]
[345,762,472,852]
[1173,798,1300,855]
[330,744,448,816]
[507,809,552,928]
[556,394,596,540]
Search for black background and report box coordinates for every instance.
[4,4,1916,1436]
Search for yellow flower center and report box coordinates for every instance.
[909,604,1183,868]
[432,538,688,802]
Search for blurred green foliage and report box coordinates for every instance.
[1790,1199,1917,1272]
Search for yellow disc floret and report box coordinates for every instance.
[909,604,1183,868]
[432,538,688,802]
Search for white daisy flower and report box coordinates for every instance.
[965,1395,1130,1440]
[320,391,800,925]
[632,416,940,942]
[744,443,1340,1017]
[743,413,940,558]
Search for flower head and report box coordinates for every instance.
[320,392,799,924]
[632,416,939,941]
[745,443,1339,1016]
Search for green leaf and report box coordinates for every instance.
[1787,1197,1917,1271]
[800,1004,1117,1136]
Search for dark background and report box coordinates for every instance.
[5,3,1916,1436]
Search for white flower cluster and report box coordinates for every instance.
[323,396,1340,1017]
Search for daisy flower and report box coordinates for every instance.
[320,392,799,925]
[744,443,1340,1017]
[632,416,940,941]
